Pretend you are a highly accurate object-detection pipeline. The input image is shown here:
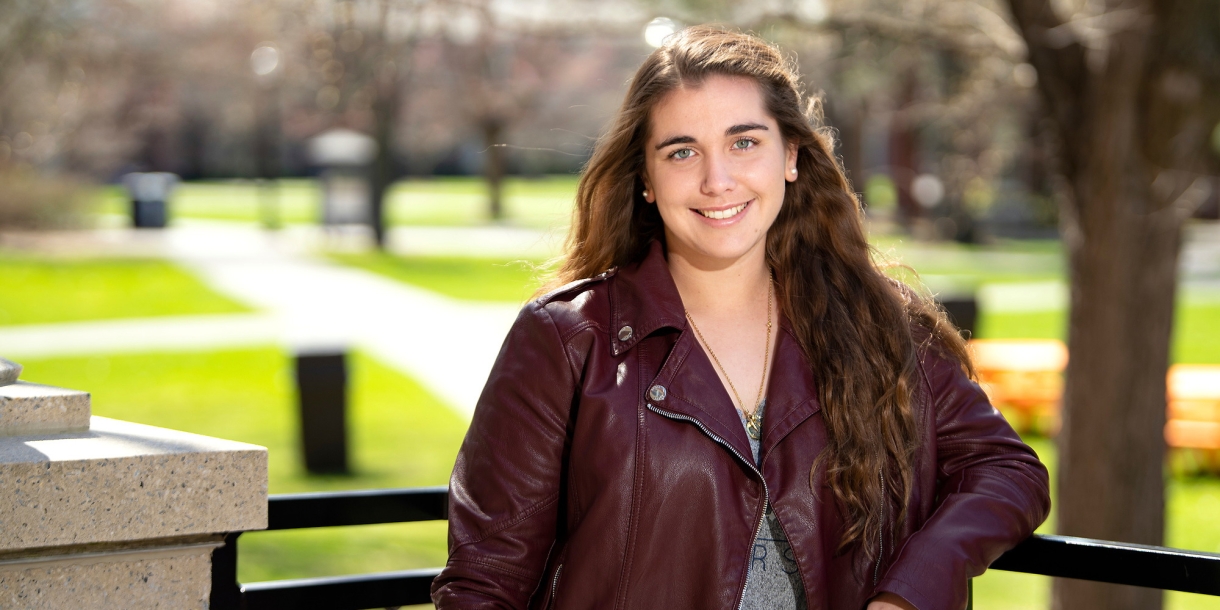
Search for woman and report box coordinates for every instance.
[432,26,1049,610]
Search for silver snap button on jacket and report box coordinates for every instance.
[618,326,634,342]
[648,385,667,402]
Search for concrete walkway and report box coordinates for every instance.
[168,223,524,418]
[1,221,541,418]
[0,313,280,358]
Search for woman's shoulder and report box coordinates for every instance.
[907,319,973,396]
[520,269,618,339]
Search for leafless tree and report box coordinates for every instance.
[441,18,545,221]
[1004,1,1220,609]
[746,0,1042,236]
[283,0,432,246]
[433,1,633,221]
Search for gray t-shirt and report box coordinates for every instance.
[739,401,806,610]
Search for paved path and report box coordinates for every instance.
[0,314,280,358]
[168,223,523,418]
[2,222,533,418]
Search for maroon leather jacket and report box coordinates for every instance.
[432,242,1050,610]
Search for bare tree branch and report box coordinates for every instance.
[1006,0,1089,181]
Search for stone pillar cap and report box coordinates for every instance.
[1,415,268,551]
[0,358,20,387]
[1,381,90,437]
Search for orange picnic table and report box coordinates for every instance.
[968,339,1220,462]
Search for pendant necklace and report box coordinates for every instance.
[685,271,773,440]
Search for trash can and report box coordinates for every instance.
[307,129,377,227]
[122,172,179,228]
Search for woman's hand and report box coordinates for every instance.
[867,592,917,610]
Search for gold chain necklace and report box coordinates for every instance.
[684,271,773,440]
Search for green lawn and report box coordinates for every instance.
[868,236,1220,363]
[977,304,1220,364]
[16,348,466,585]
[874,236,1065,289]
[328,252,547,303]
[0,255,249,326]
[387,175,577,228]
[94,176,578,228]
[93,179,322,225]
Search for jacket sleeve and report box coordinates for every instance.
[431,301,578,609]
[874,344,1052,610]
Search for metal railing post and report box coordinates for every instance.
[210,532,244,610]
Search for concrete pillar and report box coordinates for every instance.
[0,380,267,608]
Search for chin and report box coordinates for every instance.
[688,239,767,266]
[663,222,771,267]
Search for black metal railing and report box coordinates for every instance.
[210,487,447,610]
[212,487,1220,610]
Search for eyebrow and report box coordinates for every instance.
[726,122,769,136]
[654,123,770,150]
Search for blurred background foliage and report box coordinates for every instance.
[10,0,1206,234]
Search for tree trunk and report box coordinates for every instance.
[1006,0,1220,608]
[826,97,864,195]
[888,73,920,226]
[844,105,863,192]
[369,74,399,249]
[484,118,505,221]
[1054,164,1177,610]
[254,84,281,230]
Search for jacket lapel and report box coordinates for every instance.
[649,330,757,465]
[608,241,686,357]
[759,321,821,463]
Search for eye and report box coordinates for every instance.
[733,137,758,150]
[669,148,694,160]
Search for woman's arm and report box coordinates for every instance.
[431,302,580,609]
[873,343,1052,610]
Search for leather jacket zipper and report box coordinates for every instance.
[550,563,563,604]
[646,403,768,610]
[873,468,885,587]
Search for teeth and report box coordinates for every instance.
[698,201,748,220]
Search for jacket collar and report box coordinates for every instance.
[610,240,821,461]
[609,240,687,357]
[760,328,821,459]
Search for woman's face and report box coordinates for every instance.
[643,74,797,270]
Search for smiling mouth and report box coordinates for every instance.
[696,200,751,220]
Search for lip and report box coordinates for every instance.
[692,199,753,223]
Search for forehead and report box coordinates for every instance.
[648,74,773,140]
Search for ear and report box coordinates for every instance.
[785,142,799,183]
[640,174,655,203]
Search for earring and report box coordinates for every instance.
[790,168,797,175]
[643,190,650,198]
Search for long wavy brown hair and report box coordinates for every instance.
[547,26,973,560]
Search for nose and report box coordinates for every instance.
[700,150,737,196]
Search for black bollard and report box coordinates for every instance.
[294,351,349,474]
[131,199,168,228]
[937,295,978,340]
